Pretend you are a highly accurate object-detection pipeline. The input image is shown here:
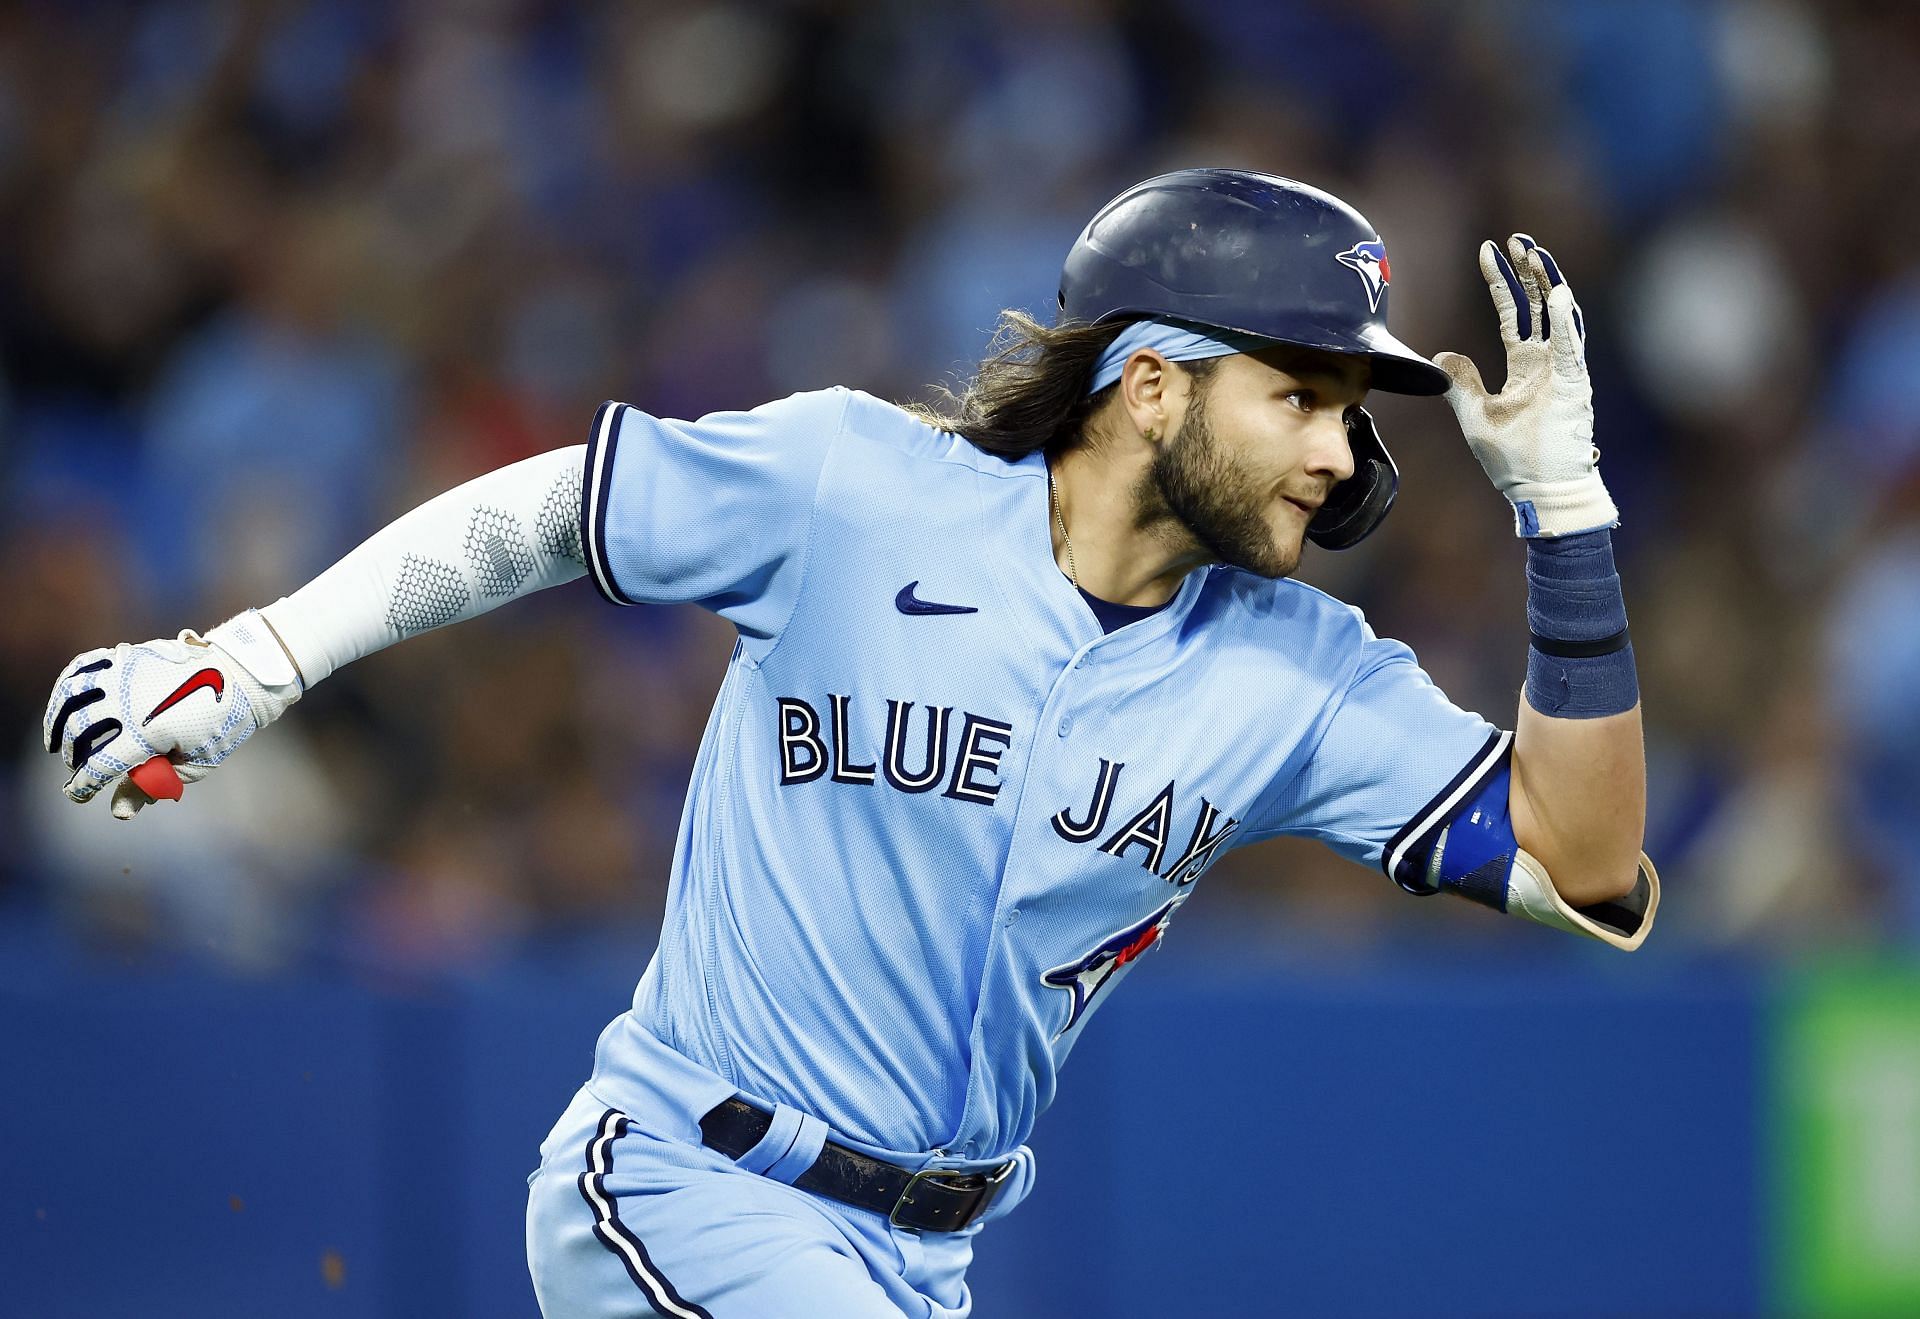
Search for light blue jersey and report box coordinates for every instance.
[574,387,1499,1168]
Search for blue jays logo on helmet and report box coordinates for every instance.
[1042,894,1187,1041]
[1335,240,1391,313]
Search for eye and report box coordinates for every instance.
[1283,390,1315,412]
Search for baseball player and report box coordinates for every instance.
[42,170,1655,1317]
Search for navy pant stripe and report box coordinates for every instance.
[576,1108,714,1319]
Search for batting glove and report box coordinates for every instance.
[1433,234,1618,538]
[43,608,303,819]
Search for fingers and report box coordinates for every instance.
[1483,232,1589,371]
[1546,282,1587,376]
[1515,233,1590,349]
[1507,235,1547,339]
[65,754,126,804]
[1433,351,1494,437]
[63,722,159,803]
[46,643,163,805]
[1517,230,1590,374]
[44,649,113,753]
[1528,238,1587,353]
[46,652,124,782]
[1432,350,1488,400]
[1527,236,1566,290]
[110,778,156,820]
[48,687,108,760]
[1478,240,1529,343]
[64,717,151,802]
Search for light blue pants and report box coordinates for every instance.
[525,1085,979,1318]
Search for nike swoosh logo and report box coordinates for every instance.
[895,582,978,616]
[144,668,226,725]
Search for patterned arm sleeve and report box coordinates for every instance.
[260,447,589,687]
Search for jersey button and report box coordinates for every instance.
[1057,716,1071,737]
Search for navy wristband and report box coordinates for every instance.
[1525,530,1639,718]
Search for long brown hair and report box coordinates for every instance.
[907,310,1140,460]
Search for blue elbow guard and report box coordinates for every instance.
[1391,755,1518,912]
[1388,739,1661,950]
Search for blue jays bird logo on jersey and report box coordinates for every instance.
[1042,893,1189,1041]
[1335,240,1391,312]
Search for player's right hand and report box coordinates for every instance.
[42,609,303,820]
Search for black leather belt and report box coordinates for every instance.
[697,1097,1013,1234]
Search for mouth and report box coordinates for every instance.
[1283,495,1322,517]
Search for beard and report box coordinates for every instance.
[1137,389,1305,580]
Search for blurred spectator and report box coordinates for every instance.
[143,205,408,610]
[1828,520,1920,941]
[2,0,1917,973]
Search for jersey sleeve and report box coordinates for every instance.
[580,388,849,646]
[1255,626,1509,884]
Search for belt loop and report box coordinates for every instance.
[732,1103,828,1186]
[733,1104,803,1177]
[763,1109,828,1185]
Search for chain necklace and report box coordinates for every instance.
[1047,467,1079,589]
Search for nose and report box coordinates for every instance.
[1309,412,1357,487]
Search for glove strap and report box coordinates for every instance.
[204,609,304,693]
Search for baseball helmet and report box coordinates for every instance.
[1059,168,1448,549]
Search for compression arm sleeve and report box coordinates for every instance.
[259,447,588,688]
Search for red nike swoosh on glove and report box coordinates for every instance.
[143,668,225,725]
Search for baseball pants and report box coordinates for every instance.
[526,1084,979,1318]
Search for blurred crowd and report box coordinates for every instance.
[3,0,1917,974]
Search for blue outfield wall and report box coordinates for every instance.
[3,929,1764,1318]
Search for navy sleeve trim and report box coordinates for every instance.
[582,401,638,606]
[1380,728,1513,892]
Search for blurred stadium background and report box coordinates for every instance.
[4,0,1919,1315]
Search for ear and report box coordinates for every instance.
[1118,349,1175,443]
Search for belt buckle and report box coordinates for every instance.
[889,1158,1015,1234]
[889,1168,947,1233]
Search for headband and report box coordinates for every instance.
[1087,318,1278,395]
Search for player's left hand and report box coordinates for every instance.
[1433,234,1618,538]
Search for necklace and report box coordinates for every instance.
[1048,467,1079,589]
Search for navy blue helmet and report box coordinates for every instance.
[1059,168,1448,395]
[1059,168,1448,548]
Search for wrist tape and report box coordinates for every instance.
[1524,529,1637,718]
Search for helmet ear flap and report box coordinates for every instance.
[1306,406,1398,550]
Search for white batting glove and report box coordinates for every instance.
[42,609,303,819]
[1433,234,1618,538]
